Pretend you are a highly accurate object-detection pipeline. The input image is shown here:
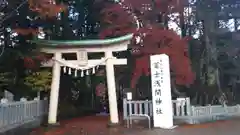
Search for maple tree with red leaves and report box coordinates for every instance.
[12,0,67,69]
[14,0,67,35]
[97,0,195,88]
[23,53,49,69]
[15,0,195,88]
[28,0,67,18]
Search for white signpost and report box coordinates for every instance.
[150,54,175,129]
[126,92,132,100]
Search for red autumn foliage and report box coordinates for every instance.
[35,53,48,61]
[23,53,49,69]
[130,27,194,88]
[14,1,67,36]
[15,1,67,69]
[98,0,195,88]
[13,28,38,36]
[28,0,67,18]
[24,57,35,69]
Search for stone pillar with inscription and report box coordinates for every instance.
[150,54,175,129]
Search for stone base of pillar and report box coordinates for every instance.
[48,122,61,126]
[42,122,60,128]
[41,122,61,131]
[106,121,121,128]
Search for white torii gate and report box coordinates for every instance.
[29,0,142,126]
[32,34,133,125]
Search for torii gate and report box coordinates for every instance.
[31,34,133,126]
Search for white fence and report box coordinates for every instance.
[190,105,240,124]
[0,98,48,132]
[123,98,191,120]
[123,98,240,125]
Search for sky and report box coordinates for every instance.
[4,3,240,42]
[168,8,237,39]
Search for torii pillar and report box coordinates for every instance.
[48,52,61,125]
[105,51,119,125]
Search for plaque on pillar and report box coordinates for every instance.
[77,50,88,66]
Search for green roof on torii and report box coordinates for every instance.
[29,34,133,47]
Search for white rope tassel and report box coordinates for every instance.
[92,67,95,74]
[68,68,71,75]
[81,70,84,77]
[54,57,108,71]
[86,70,89,75]
[63,66,66,73]
[74,69,77,77]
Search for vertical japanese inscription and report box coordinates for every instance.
[151,58,163,115]
[150,54,173,128]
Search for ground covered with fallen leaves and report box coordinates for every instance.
[29,116,240,135]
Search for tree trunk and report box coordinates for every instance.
[203,15,226,105]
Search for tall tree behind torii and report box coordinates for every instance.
[95,0,195,98]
